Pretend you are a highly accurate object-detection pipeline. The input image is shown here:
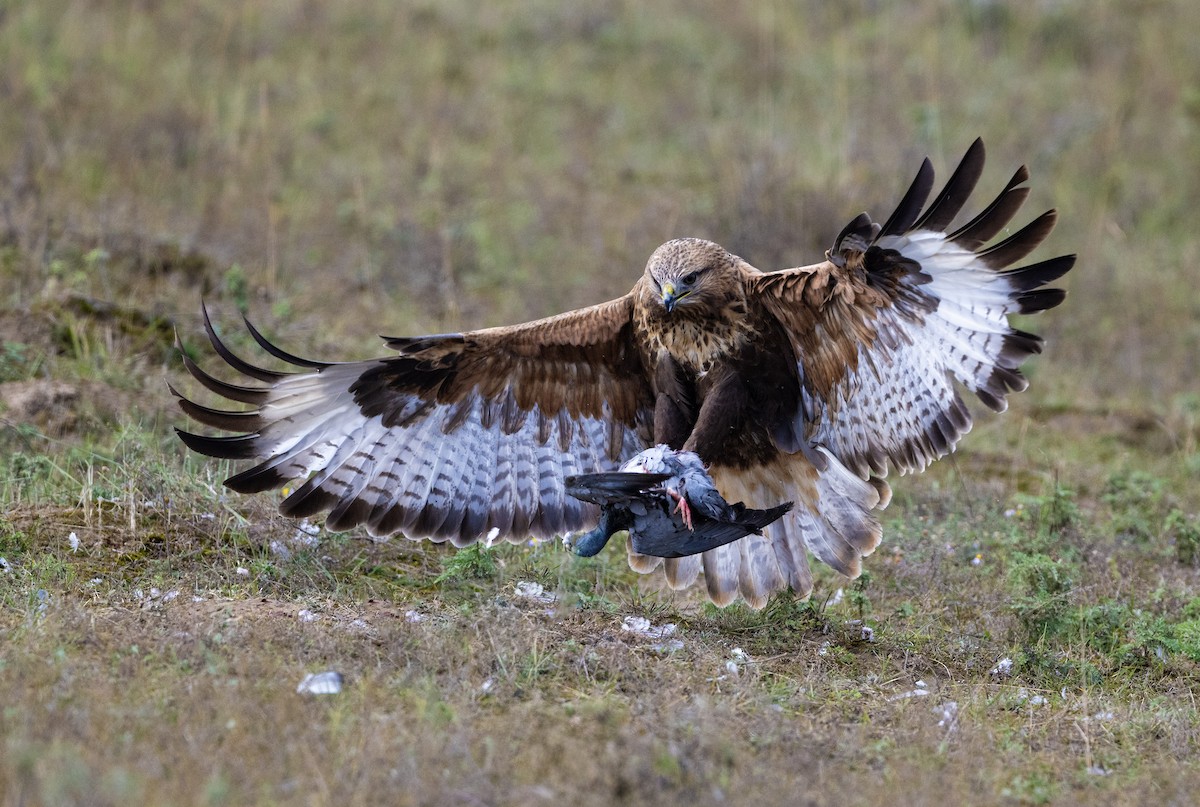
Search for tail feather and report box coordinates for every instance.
[702,544,742,607]
[627,548,663,574]
[764,515,813,599]
[663,554,702,590]
[738,534,786,609]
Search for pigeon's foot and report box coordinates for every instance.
[668,488,694,531]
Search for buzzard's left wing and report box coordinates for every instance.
[754,138,1074,479]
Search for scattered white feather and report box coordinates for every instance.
[1014,688,1048,707]
[297,609,319,623]
[990,657,1014,678]
[296,671,343,696]
[139,588,181,610]
[935,701,959,730]
[888,687,930,702]
[67,532,80,552]
[621,615,677,640]
[845,620,875,642]
[514,581,557,604]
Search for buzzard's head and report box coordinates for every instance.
[644,238,738,314]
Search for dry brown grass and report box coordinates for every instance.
[4,555,1198,807]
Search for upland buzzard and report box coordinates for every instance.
[175,138,1073,608]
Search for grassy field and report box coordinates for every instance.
[2,1,1199,804]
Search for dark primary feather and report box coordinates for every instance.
[878,157,935,237]
[911,137,985,232]
[947,165,1031,248]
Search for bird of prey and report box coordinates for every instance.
[564,445,794,558]
[174,138,1073,609]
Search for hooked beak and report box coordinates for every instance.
[661,282,679,312]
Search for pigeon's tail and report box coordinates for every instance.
[732,501,793,533]
[564,472,671,505]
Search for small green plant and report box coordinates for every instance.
[1166,509,1200,565]
[1103,470,1166,542]
[1000,772,1057,805]
[0,341,42,381]
[223,264,250,313]
[1034,483,1079,541]
[1008,552,1074,643]
[435,543,498,584]
[0,516,29,555]
[848,570,873,620]
[1010,484,1081,554]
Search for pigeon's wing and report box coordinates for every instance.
[629,500,792,558]
[563,471,673,506]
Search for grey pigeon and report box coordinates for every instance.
[565,446,792,558]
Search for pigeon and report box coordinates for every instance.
[565,446,793,558]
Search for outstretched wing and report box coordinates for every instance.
[174,298,654,545]
[754,138,1074,478]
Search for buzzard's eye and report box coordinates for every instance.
[681,271,699,285]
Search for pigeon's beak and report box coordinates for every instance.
[661,282,679,313]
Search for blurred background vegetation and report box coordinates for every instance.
[1,0,1197,420]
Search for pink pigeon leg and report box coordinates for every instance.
[667,487,694,531]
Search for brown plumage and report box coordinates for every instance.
[175,138,1074,608]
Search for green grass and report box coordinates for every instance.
[1,1,1199,804]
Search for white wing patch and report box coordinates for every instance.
[806,229,1046,478]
